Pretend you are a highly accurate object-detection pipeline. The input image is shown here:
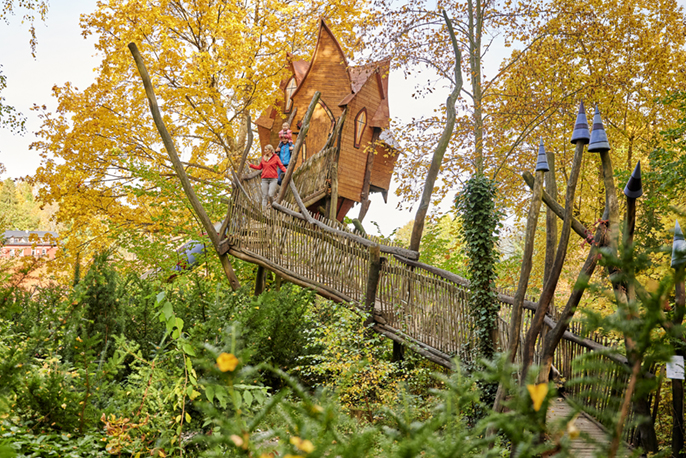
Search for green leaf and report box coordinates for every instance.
[156,291,166,304]
[205,385,215,403]
[243,390,253,408]
[162,302,174,320]
[182,343,196,356]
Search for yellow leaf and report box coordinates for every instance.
[567,414,580,439]
[526,383,549,412]
[216,352,239,372]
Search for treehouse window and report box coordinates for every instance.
[285,78,297,112]
[354,108,367,148]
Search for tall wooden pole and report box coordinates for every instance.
[622,161,657,452]
[673,220,686,458]
[493,167,544,413]
[128,43,241,290]
[520,140,584,382]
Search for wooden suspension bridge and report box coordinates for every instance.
[216,155,634,456]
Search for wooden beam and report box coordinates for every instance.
[289,180,316,224]
[271,201,419,260]
[276,92,321,203]
[301,189,328,209]
[329,163,338,222]
[372,324,453,369]
[522,171,588,240]
[127,42,240,290]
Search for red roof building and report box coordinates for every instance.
[1,230,59,260]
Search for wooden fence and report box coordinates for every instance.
[222,173,636,436]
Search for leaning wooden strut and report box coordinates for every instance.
[128,42,241,290]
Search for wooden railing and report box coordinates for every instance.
[222,175,637,436]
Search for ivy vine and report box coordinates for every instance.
[456,175,502,361]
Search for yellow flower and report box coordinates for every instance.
[230,434,244,447]
[526,383,549,412]
[290,436,315,454]
[299,440,315,453]
[216,353,239,372]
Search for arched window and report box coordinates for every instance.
[354,108,367,148]
[285,77,297,112]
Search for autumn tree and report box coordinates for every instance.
[494,0,686,232]
[32,0,367,270]
[365,0,547,373]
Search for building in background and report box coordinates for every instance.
[1,230,59,260]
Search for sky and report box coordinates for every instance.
[0,1,457,237]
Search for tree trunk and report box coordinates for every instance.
[408,11,463,252]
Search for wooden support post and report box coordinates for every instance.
[358,131,379,222]
[674,266,685,458]
[521,140,585,383]
[365,245,382,314]
[625,192,658,452]
[493,168,544,412]
[237,114,253,175]
[254,265,266,295]
[539,150,557,361]
[276,92,321,204]
[329,162,339,222]
[127,42,241,290]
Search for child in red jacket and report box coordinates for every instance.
[250,144,287,209]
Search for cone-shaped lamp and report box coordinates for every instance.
[673,220,686,269]
[588,104,611,153]
[623,161,643,198]
[570,101,590,145]
[535,138,549,172]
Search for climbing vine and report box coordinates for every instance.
[456,175,502,361]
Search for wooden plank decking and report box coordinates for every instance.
[547,397,630,457]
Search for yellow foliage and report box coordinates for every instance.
[31,0,367,272]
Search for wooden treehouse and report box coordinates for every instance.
[255,19,399,222]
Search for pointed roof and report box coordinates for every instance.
[288,57,310,86]
[290,19,351,100]
[341,58,391,129]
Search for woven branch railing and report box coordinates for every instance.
[221,178,636,434]
[240,145,337,210]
